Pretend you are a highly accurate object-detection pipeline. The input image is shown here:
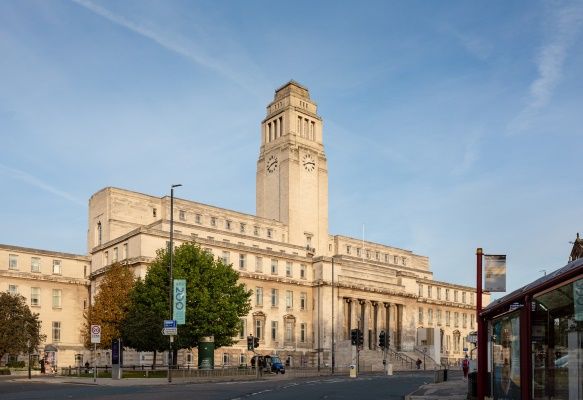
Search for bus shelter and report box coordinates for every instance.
[479,258,582,399]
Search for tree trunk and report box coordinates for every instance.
[152,350,157,370]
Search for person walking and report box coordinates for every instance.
[462,355,470,381]
[416,358,422,370]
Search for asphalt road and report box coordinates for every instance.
[0,372,436,400]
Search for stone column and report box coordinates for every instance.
[396,304,403,351]
[344,298,352,339]
[359,299,367,348]
[372,302,378,350]
[383,302,391,347]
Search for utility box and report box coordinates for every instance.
[349,364,357,378]
[387,363,393,376]
[198,336,215,370]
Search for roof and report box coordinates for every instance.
[482,257,583,316]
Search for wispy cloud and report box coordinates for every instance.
[451,130,481,176]
[0,163,85,206]
[509,2,583,134]
[442,24,493,61]
[71,0,263,96]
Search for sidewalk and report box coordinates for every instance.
[405,375,468,400]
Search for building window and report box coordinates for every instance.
[52,260,62,275]
[437,287,441,300]
[267,229,273,239]
[356,248,361,257]
[271,288,278,307]
[285,291,293,309]
[462,292,466,304]
[52,289,62,308]
[31,287,40,306]
[418,307,424,324]
[152,208,157,218]
[104,251,109,265]
[454,290,458,302]
[446,311,451,326]
[240,354,246,365]
[8,285,18,295]
[222,353,229,366]
[9,254,18,270]
[255,256,263,273]
[346,245,351,255]
[470,314,475,329]
[445,289,450,301]
[239,223,246,233]
[418,284,423,297]
[97,222,102,245]
[31,257,40,273]
[428,309,433,325]
[226,220,232,230]
[300,264,306,279]
[52,322,61,342]
[385,254,389,262]
[394,255,398,264]
[239,319,246,339]
[366,250,370,259]
[211,217,217,227]
[239,254,246,270]
[255,319,262,339]
[286,262,292,277]
[254,226,259,236]
[179,210,186,221]
[195,214,201,224]
[453,331,460,353]
[300,292,307,310]
[462,313,467,328]
[402,257,407,266]
[113,247,118,262]
[221,251,230,265]
[427,286,432,298]
[255,287,263,306]
[271,321,278,341]
[470,293,474,305]
[436,309,442,325]
[285,321,293,342]
[122,243,128,259]
[271,259,278,275]
[300,323,307,342]
[454,312,459,327]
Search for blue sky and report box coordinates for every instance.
[1,0,582,296]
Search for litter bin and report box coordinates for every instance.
[443,368,448,381]
[468,371,477,399]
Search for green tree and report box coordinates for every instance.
[83,262,136,349]
[120,278,167,366]
[0,292,46,364]
[123,242,252,353]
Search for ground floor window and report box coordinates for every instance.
[531,278,583,400]
[491,311,521,399]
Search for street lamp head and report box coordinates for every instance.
[171,184,182,189]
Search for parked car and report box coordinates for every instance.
[251,355,285,374]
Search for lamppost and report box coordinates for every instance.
[168,184,182,383]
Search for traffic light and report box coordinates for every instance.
[253,336,259,348]
[379,331,386,349]
[350,329,358,345]
[247,335,253,351]
[357,329,364,347]
[386,332,390,348]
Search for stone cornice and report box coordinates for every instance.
[0,270,89,286]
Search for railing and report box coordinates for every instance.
[387,348,414,369]
[413,346,444,369]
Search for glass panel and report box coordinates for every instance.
[491,311,521,399]
[531,279,583,400]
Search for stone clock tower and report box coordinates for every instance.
[256,81,329,254]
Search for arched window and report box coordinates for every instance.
[453,330,461,353]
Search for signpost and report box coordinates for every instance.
[90,325,101,382]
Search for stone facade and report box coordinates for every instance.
[1,81,489,369]
[0,244,90,368]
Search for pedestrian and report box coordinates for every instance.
[462,355,470,380]
[416,358,422,370]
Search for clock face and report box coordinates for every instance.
[302,154,315,172]
[266,155,278,173]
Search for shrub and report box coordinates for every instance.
[6,361,25,368]
[0,369,11,375]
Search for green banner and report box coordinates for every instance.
[173,279,186,325]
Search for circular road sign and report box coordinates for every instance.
[91,325,101,335]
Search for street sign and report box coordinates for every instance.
[164,320,177,328]
[467,332,478,344]
[91,325,101,344]
[162,327,178,336]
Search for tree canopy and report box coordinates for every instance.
[0,292,45,363]
[122,242,252,351]
[83,262,136,349]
